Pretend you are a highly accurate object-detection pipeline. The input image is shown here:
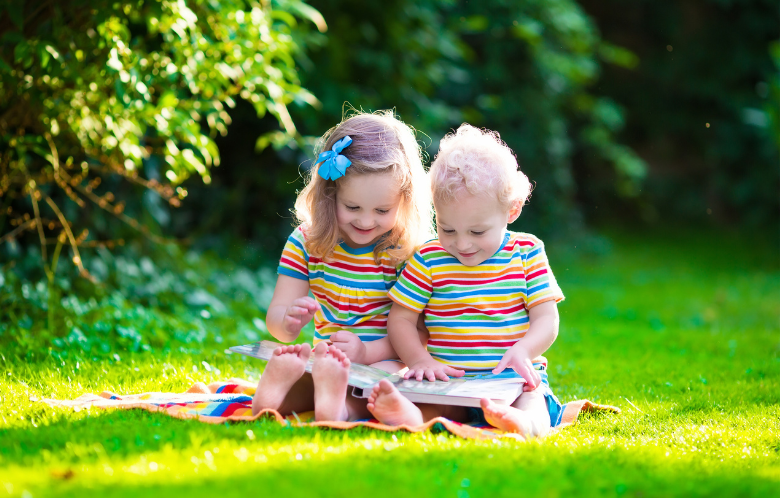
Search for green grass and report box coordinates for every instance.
[1,229,779,497]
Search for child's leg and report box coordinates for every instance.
[366,379,425,425]
[338,360,408,421]
[252,344,313,415]
[311,342,353,422]
[480,389,551,437]
[275,374,314,414]
[365,380,469,425]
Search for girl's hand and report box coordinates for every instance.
[329,330,367,363]
[493,343,541,390]
[283,297,320,334]
[404,357,465,382]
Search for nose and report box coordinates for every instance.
[454,236,471,251]
[356,213,374,229]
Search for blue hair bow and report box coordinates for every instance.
[316,136,353,181]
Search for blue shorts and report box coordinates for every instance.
[465,364,563,428]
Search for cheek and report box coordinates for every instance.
[335,206,350,225]
[382,207,401,228]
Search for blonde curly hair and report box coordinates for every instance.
[294,110,434,265]
[430,124,531,211]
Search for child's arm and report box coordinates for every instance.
[492,301,559,389]
[330,332,391,364]
[331,315,429,364]
[388,303,465,381]
[265,274,321,343]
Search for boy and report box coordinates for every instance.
[366,124,565,436]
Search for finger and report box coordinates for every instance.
[425,369,436,382]
[435,370,450,382]
[415,369,425,382]
[284,316,301,327]
[295,298,318,312]
[525,364,540,388]
[516,363,537,388]
[492,355,510,375]
[444,367,465,378]
[403,369,415,380]
[300,296,317,307]
[289,306,311,316]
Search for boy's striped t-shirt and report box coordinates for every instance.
[388,231,564,370]
[277,226,401,344]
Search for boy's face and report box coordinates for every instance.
[435,192,519,266]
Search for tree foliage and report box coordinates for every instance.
[287,0,646,233]
[0,0,322,276]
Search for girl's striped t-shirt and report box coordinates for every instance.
[388,231,564,370]
[277,226,401,344]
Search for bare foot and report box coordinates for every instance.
[480,398,542,436]
[366,379,424,426]
[312,342,351,421]
[252,344,311,415]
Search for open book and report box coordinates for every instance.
[228,341,525,408]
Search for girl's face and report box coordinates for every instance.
[335,172,403,248]
[435,191,520,266]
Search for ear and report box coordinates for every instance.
[507,200,523,224]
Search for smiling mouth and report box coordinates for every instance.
[352,225,375,234]
[458,251,478,258]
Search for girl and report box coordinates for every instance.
[251,111,433,422]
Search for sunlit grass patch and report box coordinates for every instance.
[1,229,778,497]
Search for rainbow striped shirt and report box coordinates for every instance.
[277,226,402,344]
[388,231,564,370]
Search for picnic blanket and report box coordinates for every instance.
[42,378,619,441]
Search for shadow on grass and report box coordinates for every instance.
[25,441,780,498]
[0,408,327,466]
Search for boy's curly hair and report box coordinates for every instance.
[430,124,531,211]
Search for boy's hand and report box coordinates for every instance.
[493,343,541,390]
[329,330,367,363]
[404,357,465,382]
[283,297,320,334]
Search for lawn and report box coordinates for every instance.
[1,229,778,498]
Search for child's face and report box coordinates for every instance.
[336,172,402,248]
[435,192,518,266]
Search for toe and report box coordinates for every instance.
[314,341,328,356]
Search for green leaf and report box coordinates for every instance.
[283,0,327,33]
[39,46,50,68]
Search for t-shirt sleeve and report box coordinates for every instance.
[387,250,432,313]
[277,226,309,281]
[523,238,565,308]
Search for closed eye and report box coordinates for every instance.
[471,231,486,236]
[441,229,455,234]
[345,205,359,211]
[376,209,389,214]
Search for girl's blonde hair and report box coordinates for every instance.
[430,124,531,210]
[294,111,434,264]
